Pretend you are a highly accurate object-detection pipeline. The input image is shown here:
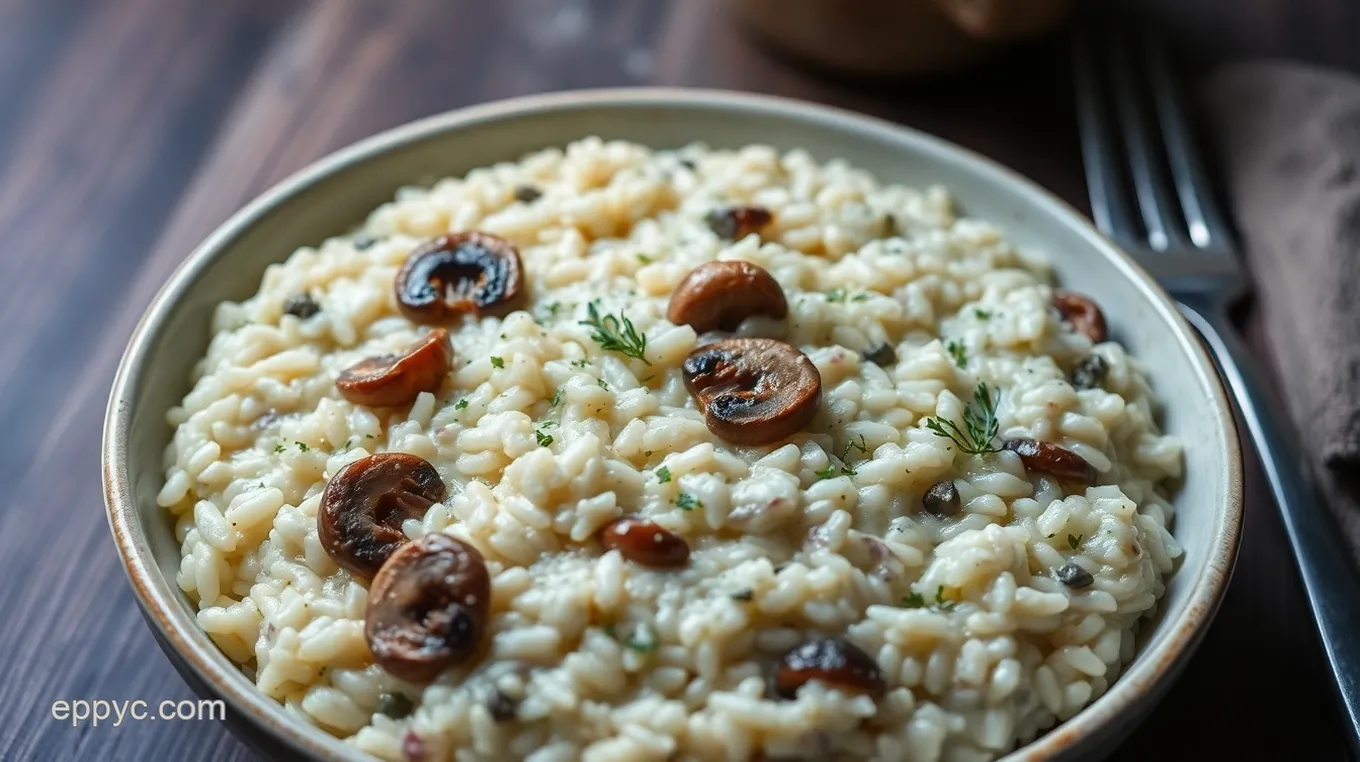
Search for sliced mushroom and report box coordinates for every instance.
[366,532,490,683]
[861,342,897,367]
[922,479,961,517]
[776,637,885,699]
[282,292,321,320]
[600,518,690,568]
[337,329,453,408]
[486,689,518,722]
[705,204,774,240]
[1070,354,1110,389]
[1003,438,1097,485]
[667,261,788,333]
[395,232,524,323]
[1052,289,1108,343]
[682,338,821,446]
[1055,561,1095,588]
[318,453,447,580]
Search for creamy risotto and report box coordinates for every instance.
[160,138,1182,762]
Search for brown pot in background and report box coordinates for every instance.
[733,0,1075,77]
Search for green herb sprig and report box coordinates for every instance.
[580,301,650,364]
[924,382,1001,455]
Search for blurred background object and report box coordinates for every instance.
[734,0,1074,76]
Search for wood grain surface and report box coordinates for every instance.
[0,1,1355,760]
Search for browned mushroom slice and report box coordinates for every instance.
[365,533,490,683]
[1052,290,1108,344]
[599,518,690,568]
[667,261,788,333]
[776,637,885,699]
[682,338,820,446]
[1003,438,1098,485]
[705,205,774,241]
[336,329,453,408]
[395,232,524,324]
[318,453,447,581]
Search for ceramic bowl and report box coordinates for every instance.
[103,88,1242,761]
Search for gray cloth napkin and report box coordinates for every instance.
[1201,62,1360,550]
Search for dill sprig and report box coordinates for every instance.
[925,382,1001,455]
[579,301,650,364]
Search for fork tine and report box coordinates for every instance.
[1104,17,1187,252]
[1071,25,1140,247]
[1141,31,1236,250]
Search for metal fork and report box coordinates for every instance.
[1072,17,1360,749]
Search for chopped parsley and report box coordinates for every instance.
[852,292,871,302]
[902,586,957,611]
[534,301,561,325]
[826,288,848,303]
[924,382,1001,455]
[1068,533,1083,550]
[295,441,309,452]
[597,378,610,390]
[673,493,703,511]
[624,624,657,653]
[490,356,505,369]
[579,301,650,364]
[934,585,955,610]
[535,430,554,447]
[273,444,285,454]
[730,589,754,602]
[814,463,839,480]
[571,358,591,369]
[947,340,968,368]
[454,398,469,410]
[974,308,992,320]
[636,253,654,264]
[655,466,672,483]
[550,388,564,406]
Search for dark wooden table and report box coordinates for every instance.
[1,1,1355,760]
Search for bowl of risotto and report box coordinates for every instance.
[103,89,1242,761]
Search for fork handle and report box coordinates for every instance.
[1180,300,1360,748]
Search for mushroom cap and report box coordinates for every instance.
[682,338,821,446]
[704,205,774,241]
[1003,438,1098,485]
[395,232,524,323]
[337,329,453,408]
[365,532,490,683]
[922,479,962,517]
[317,453,447,581]
[667,261,788,333]
[1052,289,1108,344]
[599,518,690,568]
[776,637,886,699]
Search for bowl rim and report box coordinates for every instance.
[102,86,1243,761]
